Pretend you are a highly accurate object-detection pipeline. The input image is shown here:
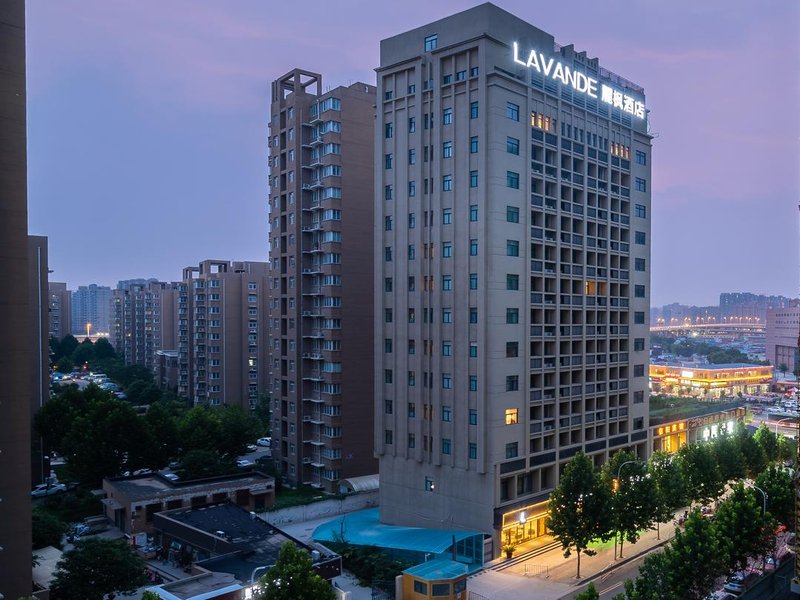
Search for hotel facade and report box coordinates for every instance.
[267,70,377,492]
[375,4,652,551]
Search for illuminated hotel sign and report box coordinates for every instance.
[512,42,645,119]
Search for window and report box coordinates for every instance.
[635,284,646,298]
[384,90,393,100]
[634,338,645,351]
[408,402,416,417]
[469,239,478,256]
[506,274,519,290]
[384,153,393,169]
[442,141,453,158]
[424,477,434,492]
[456,70,466,81]
[469,443,477,459]
[635,150,647,165]
[442,406,452,421]
[505,407,519,424]
[424,34,438,52]
[408,276,415,291]
[634,364,645,377]
[469,273,478,289]
[384,247,392,262]
[408,181,416,196]
[635,258,646,272]
[442,438,451,454]
[469,343,477,358]
[506,206,519,223]
[506,102,520,121]
[384,338,393,353]
[442,74,452,85]
[442,276,453,291]
[442,175,453,191]
[408,433,416,449]
[442,374,452,389]
[384,369,393,383]
[442,108,453,125]
[385,122,393,139]
[506,341,518,357]
[469,308,478,323]
[384,399,393,414]
[442,309,452,323]
[470,170,478,187]
[408,117,416,133]
[634,311,645,324]
[506,136,520,155]
[384,308,392,323]
[384,185,393,200]
[384,430,393,444]
[507,171,520,189]
[635,231,646,245]
[634,390,645,404]
[408,148,416,165]
[506,376,519,392]
[470,67,479,77]
[470,101,479,119]
[635,204,647,218]
[469,409,478,425]
[384,277,393,292]
[408,213,416,229]
[442,341,452,356]
[384,216,392,231]
[469,205,478,221]
[470,136,478,153]
[506,240,519,256]
[442,242,453,258]
[635,177,647,192]
[442,208,452,224]
[506,308,519,324]
[505,442,519,459]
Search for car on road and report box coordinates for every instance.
[163,473,179,481]
[246,444,258,452]
[31,483,67,497]
[765,556,780,572]
[256,437,271,447]
[236,459,254,468]
[723,574,745,594]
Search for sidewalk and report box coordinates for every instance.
[468,518,679,600]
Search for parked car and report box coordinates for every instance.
[723,574,745,594]
[256,437,272,447]
[163,472,179,481]
[236,459,254,468]
[246,444,258,452]
[31,483,66,497]
[765,556,780,572]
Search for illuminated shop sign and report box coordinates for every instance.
[512,42,645,119]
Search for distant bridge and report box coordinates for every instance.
[650,322,765,334]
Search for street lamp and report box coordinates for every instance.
[744,482,768,517]
[774,417,795,436]
[613,460,639,560]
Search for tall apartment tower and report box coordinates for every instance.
[267,70,376,491]
[0,0,33,595]
[375,3,652,551]
[177,260,269,409]
[49,281,73,340]
[766,301,800,374]
[72,283,113,336]
[29,236,50,486]
[113,280,179,370]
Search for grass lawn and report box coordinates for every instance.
[269,485,336,510]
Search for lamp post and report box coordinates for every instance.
[613,460,638,560]
[744,482,768,518]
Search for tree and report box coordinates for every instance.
[614,552,673,600]
[32,507,69,550]
[755,465,794,529]
[142,401,180,469]
[255,542,335,600]
[663,509,722,600]
[710,429,745,483]
[602,452,656,558]
[677,443,723,504]
[72,338,96,366]
[733,422,766,478]
[779,363,788,378]
[546,451,611,578]
[753,424,780,464]
[713,483,775,574]
[648,451,686,539]
[93,337,116,359]
[575,583,600,600]
[50,538,146,600]
[217,405,262,457]
[34,392,79,455]
[178,406,222,455]
[55,356,74,374]
[142,592,161,600]
[178,449,236,480]
[254,393,273,436]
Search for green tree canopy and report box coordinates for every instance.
[546,451,611,578]
[51,538,146,600]
[677,442,723,504]
[710,429,745,482]
[93,337,116,359]
[32,507,69,550]
[663,509,723,600]
[217,405,262,457]
[753,424,780,464]
[178,449,236,480]
[714,483,776,573]
[733,422,766,478]
[255,542,335,600]
[755,465,794,529]
[602,452,656,558]
[648,451,686,536]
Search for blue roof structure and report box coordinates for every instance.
[404,559,470,580]
[312,508,481,556]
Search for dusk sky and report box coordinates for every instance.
[26,0,799,307]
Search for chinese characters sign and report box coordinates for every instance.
[513,42,645,119]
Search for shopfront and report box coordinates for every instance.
[500,501,550,546]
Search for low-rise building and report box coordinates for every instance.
[102,472,275,536]
[650,362,773,397]
[649,405,746,454]
[156,350,180,390]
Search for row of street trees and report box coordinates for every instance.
[548,422,793,582]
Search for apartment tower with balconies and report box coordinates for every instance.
[267,70,376,491]
[375,3,652,553]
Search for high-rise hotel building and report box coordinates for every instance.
[375,3,652,550]
[267,70,376,491]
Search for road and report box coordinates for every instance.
[562,550,655,600]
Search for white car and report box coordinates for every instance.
[256,437,272,447]
[163,473,179,481]
[31,483,66,497]
[246,444,258,452]
[236,459,254,468]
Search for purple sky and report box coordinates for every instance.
[26,0,799,306]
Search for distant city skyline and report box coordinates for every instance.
[26,0,799,306]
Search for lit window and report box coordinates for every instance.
[505,408,519,424]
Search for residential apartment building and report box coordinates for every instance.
[267,70,376,492]
[0,0,33,594]
[375,3,651,552]
[177,260,269,408]
[48,282,72,340]
[29,236,50,486]
[72,283,113,336]
[113,279,179,370]
[766,301,799,374]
